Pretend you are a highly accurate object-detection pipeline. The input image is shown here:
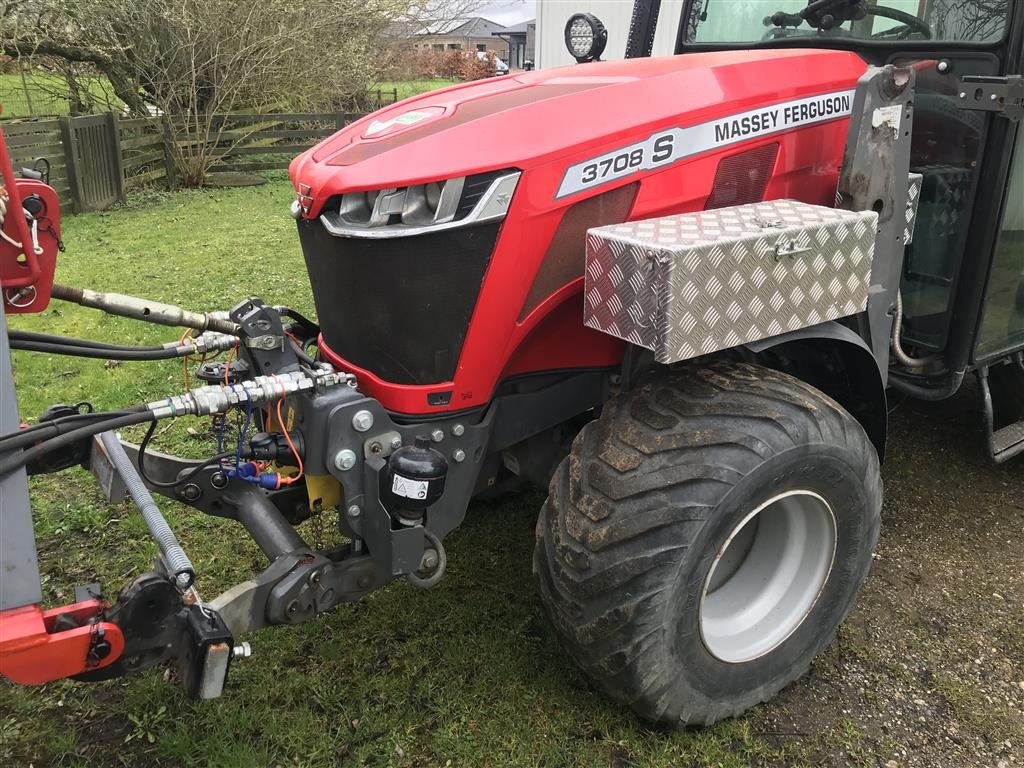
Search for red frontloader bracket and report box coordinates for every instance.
[0,600,125,685]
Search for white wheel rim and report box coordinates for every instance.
[699,490,837,664]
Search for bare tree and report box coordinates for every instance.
[1,0,408,182]
[930,0,1008,42]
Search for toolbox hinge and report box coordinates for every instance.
[957,75,1022,122]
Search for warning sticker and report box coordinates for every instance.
[392,474,429,500]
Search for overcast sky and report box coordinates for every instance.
[478,0,537,25]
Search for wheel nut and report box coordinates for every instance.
[390,436,402,450]
[451,423,465,437]
[431,428,444,443]
[334,449,357,471]
[452,448,466,463]
[351,409,374,432]
[210,471,228,489]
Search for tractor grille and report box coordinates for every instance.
[297,218,500,385]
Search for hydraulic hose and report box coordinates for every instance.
[99,431,195,589]
[0,411,154,478]
[891,292,941,371]
[888,368,966,402]
[7,329,236,360]
[8,330,182,352]
[9,339,187,360]
[0,408,141,452]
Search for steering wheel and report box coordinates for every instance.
[866,5,932,40]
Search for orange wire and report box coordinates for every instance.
[223,345,236,386]
[273,377,303,485]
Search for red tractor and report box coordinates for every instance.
[1,0,1021,727]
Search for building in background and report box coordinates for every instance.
[492,19,537,69]
[405,17,511,60]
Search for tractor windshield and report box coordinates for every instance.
[686,1,1010,44]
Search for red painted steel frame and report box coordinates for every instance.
[0,601,125,685]
[293,50,868,416]
[0,126,60,313]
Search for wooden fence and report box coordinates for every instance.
[2,111,366,213]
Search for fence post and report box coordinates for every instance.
[161,115,178,190]
[105,112,127,204]
[57,116,84,214]
[336,113,348,131]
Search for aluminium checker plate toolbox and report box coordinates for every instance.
[583,200,879,364]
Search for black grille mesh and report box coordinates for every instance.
[298,219,500,385]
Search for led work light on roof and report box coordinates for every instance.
[564,13,607,64]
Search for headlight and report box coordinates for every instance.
[319,170,520,239]
[564,13,607,64]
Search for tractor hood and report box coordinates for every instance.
[289,49,867,218]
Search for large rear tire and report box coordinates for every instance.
[534,362,882,727]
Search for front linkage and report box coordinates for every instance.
[0,287,486,698]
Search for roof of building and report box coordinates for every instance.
[494,18,535,36]
[394,16,509,38]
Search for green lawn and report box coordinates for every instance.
[0,73,121,119]
[0,183,801,767]
[1,73,458,119]
[376,80,460,102]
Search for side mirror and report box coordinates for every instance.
[564,13,608,64]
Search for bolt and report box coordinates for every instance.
[420,549,439,572]
[287,600,300,615]
[369,441,383,454]
[959,91,967,99]
[334,448,357,471]
[180,483,202,502]
[357,575,372,589]
[451,423,465,437]
[347,504,361,518]
[937,60,950,73]
[232,642,252,659]
[390,436,402,450]
[452,448,466,463]
[351,409,374,432]
[308,571,322,586]
[431,428,444,443]
[210,471,228,489]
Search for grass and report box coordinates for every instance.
[0,183,804,768]
[1,72,459,120]
[375,80,460,101]
[0,73,121,119]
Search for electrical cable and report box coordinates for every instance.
[273,376,303,486]
[135,419,233,489]
[0,411,155,478]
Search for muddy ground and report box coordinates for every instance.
[756,379,1024,767]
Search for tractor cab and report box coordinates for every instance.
[568,0,1023,459]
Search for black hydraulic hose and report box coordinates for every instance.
[136,419,232,488]
[8,330,177,353]
[10,338,186,360]
[0,409,141,452]
[0,411,155,478]
[888,369,966,402]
